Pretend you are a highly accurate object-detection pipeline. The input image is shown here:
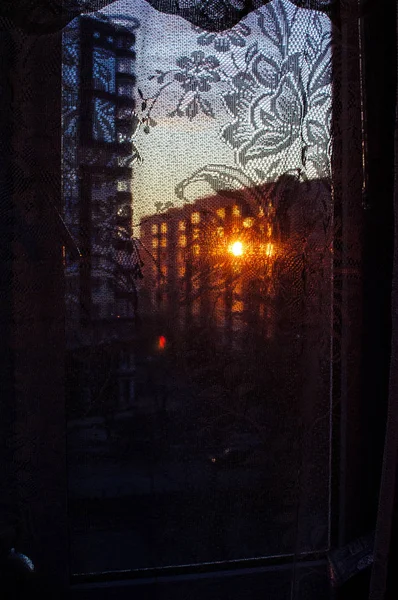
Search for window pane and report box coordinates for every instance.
[93,47,116,93]
[63,0,334,576]
[92,98,116,142]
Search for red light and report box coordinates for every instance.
[158,335,166,350]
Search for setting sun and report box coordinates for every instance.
[230,241,243,256]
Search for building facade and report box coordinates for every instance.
[62,15,139,416]
[140,186,278,348]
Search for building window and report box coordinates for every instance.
[193,228,200,239]
[117,205,131,218]
[192,244,200,256]
[118,82,134,97]
[92,98,116,142]
[216,208,225,219]
[117,106,133,120]
[152,238,159,248]
[117,131,130,144]
[191,212,200,224]
[217,227,224,237]
[117,58,134,74]
[233,205,241,217]
[179,235,187,248]
[179,220,186,231]
[93,47,116,93]
[160,237,167,248]
[151,224,158,234]
[160,222,167,234]
[178,265,186,278]
[116,36,133,50]
[232,299,244,314]
[117,179,131,192]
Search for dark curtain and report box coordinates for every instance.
[369,62,398,599]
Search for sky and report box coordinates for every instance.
[99,0,332,223]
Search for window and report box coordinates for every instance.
[93,47,116,93]
[116,35,134,50]
[243,217,254,228]
[7,1,389,597]
[117,58,134,74]
[65,3,337,577]
[117,204,131,218]
[117,106,133,120]
[117,82,134,97]
[117,179,131,192]
[117,130,130,144]
[92,98,116,142]
[191,211,200,224]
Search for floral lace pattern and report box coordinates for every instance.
[142,0,332,187]
[193,21,251,52]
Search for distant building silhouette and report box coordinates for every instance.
[63,14,136,327]
[63,15,138,416]
[140,186,279,345]
[140,176,333,352]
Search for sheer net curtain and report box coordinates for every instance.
[0,1,336,33]
[62,0,334,573]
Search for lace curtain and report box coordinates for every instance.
[60,1,336,574]
[1,1,337,33]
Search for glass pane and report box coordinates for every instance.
[92,98,116,142]
[93,47,116,93]
[63,0,334,575]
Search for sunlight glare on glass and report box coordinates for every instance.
[266,243,274,257]
[230,241,243,256]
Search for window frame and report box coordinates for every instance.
[2,0,396,597]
